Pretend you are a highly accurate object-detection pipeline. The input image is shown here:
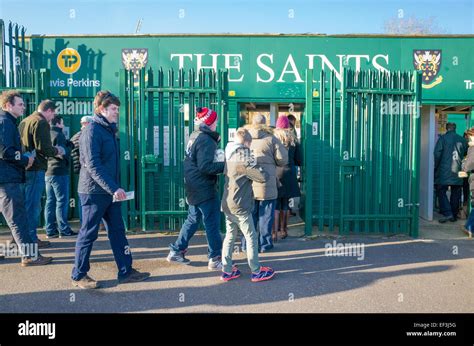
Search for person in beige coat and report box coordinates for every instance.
[241,114,288,252]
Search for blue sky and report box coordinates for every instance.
[0,0,473,35]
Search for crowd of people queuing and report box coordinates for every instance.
[0,89,302,288]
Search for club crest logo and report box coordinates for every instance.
[122,49,148,77]
[413,49,443,89]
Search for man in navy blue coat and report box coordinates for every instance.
[71,90,149,289]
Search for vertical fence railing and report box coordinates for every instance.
[304,68,421,237]
[303,69,314,236]
[0,20,49,115]
[0,20,49,227]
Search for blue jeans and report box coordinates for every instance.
[78,197,82,223]
[45,175,73,236]
[72,193,133,281]
[242,199,276,252]
[436,185,462,218]
[222,212,260,273]
[169,196,222,259]
[24,170,46,242]
[0,183,36,259]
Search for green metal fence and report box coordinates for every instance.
[303,68,422,237]
[0,20,49,227]
[121,66,421,236]
[0,20,49,113]
[119,67,228,232]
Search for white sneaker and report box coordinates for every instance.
[208,256,223,270]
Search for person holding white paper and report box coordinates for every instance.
[71,90,149,289]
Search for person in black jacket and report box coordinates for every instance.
[167,107,225,270]
[434,122,468,223]
[0,90,52,266]
[71,91,149,289]
[70,116,93,175]
[70,115,92,224]
[44,116,77,238]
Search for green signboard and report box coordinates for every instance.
[31,34,474,104]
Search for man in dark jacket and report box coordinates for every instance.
[19,100,65,248]
[70,116,93,175]
[0,90,52,266]
[434,122,468,223]
[167,107,225,270]
[44,116,77,238]
[71,90,149,289]
[70,115,93,225]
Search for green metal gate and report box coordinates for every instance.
[120,68,228,232]
[303,68,422,237]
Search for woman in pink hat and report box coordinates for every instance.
[273,115,301,240]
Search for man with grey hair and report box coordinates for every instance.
[434,122,468,223]
[242,114,288,252]
[70,115,93,225]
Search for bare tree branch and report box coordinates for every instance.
[384,15,448,34]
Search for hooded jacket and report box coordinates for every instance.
[183,123,225,205]
[245,124,288,200]
[221,142,268,215]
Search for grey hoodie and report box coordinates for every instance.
[221,142,268,215]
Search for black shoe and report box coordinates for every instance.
[118,268,150,284]
[60,231,78,237]
[438,217,451,223]
[46,233,59,239]
[449,217,458,222]
[37,239,51,248]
